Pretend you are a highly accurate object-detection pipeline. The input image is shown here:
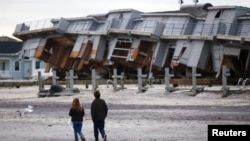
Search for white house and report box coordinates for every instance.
[0,36,52,80]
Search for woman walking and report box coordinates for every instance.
[69,98,85,141]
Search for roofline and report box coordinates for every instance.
[65,16,99,22]
[141,13,196,19]
[108,9,142,14]
[87,13,107,18]
[0,53,19,56]
[0,36,21,42]
[208,6,250,10]
[238,16,250,20]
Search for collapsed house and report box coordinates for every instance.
[13,3,250,80]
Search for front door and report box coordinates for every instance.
[23,60,32,78]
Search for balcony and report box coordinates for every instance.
[13,17,250,42]
[131,20,164,37]
[237,24,250,36]
[162,22,250,41]
[13,18,69,40]
[108,18,132,35]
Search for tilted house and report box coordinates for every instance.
[12,3,250,79]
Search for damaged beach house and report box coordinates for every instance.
[12,3,250,83]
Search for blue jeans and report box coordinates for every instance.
[72,121,83,140]
[93,120,106,141]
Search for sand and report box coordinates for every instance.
[0,84,249,141]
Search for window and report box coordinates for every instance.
[0,61,5,71]
[35,61,40,69]
[14,61,20,71]
[179,47,186,57]
[215,10,223,18]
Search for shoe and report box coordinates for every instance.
[103,135,107,141]
[80,135,85,141]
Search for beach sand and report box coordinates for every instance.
[0,84,249,141]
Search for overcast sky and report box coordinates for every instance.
[1,0,250,39]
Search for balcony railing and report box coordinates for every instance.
[17,19,57,32]
[96,22,110,32]
[163,23,185,35]
[67,21,92,32]
[133,20,157,33]
[163,22,250,37]
[14,17,250,38]
[237,24,250,36]
[110,18,127,29]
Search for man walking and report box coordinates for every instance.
[91,90,108,141]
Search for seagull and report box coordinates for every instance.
[17,105,34,117]
[106,79,114,88]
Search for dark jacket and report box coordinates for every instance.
[91,98,108,121]
[69,108,85,122]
